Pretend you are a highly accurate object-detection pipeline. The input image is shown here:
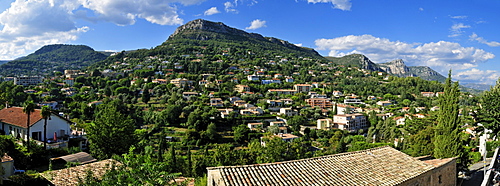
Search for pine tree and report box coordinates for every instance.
[433,71,466,169]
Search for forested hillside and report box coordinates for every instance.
[0,44,108,76]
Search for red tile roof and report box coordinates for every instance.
[207,146,449,185]
[0,107,42,128]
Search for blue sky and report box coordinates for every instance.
[0,0,499,84]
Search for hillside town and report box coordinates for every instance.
[0,19,496,185]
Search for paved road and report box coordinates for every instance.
[461,158,492,186]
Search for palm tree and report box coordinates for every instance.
[23,100,36,152]
[41,106,51,150]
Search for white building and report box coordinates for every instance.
[332,114,367,132]
[14,76,43,86]
[0,107,72,144]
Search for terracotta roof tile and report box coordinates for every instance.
[208,146,444,185]
[0,107,42,128]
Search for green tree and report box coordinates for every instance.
[40,106,51,150]
[233,124,250,144]
[87,103,137,159]
[433,71,466,169]
[23,100,36,152]
[478,78,500,138]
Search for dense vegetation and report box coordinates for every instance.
[0,44,108,76]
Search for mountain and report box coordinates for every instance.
[325,54,385,72]
[0,60,9,66]
[164,19,322,58]
[378,59,446,82]
[0,44,108,76]
[326,54,446,82]
[461,83,491,91]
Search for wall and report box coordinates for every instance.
[401,158,456,186]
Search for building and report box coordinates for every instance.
[267,89,297,96]
[293,84,312,93]
[210,98,223,107]
[63,78,74,86]
[377,100,392,107]
[14,76,43,86]
[170,78,192,88]
[235,85,250,93]
[279,108,298,117]
[317,118,333,130]
[0,107,72,144]
[332,113,367,132]
[207,146,456,186]
[305,98,332,108]
[182,92,199,100]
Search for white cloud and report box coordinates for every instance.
[204,7,220,16]
[307,0,352,11]
[315,34,495,74]
[224,2,238,13]
[295,43,303,47]
[452,68,500,84]
[0,0,207,59]
[245,19,266,30]
[470,33,500,47]
[419,7,424,11]
[0,0,87,59]
[77,0,199,26]
[448,23,470,37]
[450,15,467,19]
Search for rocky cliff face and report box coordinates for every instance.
[379,59,446,81]
[169,19,265,40]
[379,59,414,77]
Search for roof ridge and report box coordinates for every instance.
[207,146,393,170]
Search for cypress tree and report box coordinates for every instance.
[433,71,466,169]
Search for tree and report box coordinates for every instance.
[433,71,466,169]
[40,106,51,150]
[23,100,36,152]
[478,78,500,138]
[87,102,136,159]
[233,124,250,144]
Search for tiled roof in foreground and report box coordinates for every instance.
[208,146,450,186]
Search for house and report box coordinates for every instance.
[170,78,192,88]
[235,84,250,93]
[247,75,260,81]
[39,101,58,110]
[293,84,312,93]
[182,92,199,100]
[247,123,264,131]
[210,98,223,107]
[285,77,294,83]
[376,101,392,107]
[207,146,456,186]
[279,108,298,117]
[261,133,299,146]
[0,107,72,146]
[332,113,367,132]
[317,118,333,130]
[421,92,435,97]
[394,116,406,125]
[344,98,363,104]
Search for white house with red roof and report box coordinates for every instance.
[0,107,72,144]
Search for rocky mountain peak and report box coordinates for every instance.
[379,59,412,76]
[168,19,264,40]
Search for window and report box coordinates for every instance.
[438,175,442,184]
[32,132,42,141]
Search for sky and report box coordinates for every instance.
[0,0,499,85]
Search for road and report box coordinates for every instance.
[461,158,492,186]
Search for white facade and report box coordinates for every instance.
[0,113,71,142]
